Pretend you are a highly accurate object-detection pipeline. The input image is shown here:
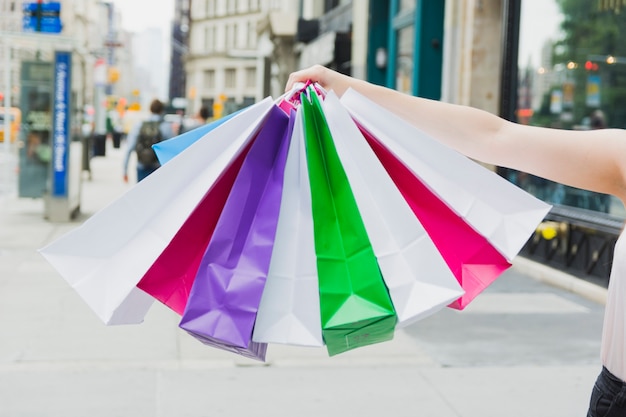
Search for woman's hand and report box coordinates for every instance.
[285,65,358,96]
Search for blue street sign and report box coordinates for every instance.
[22,2,62,33]
[52,50,71,197]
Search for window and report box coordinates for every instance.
[242,97,255,107]
[399,0,415,13]
[395,25,414,95]
[225,68,236,88]
[234,23,239,49]
[323,0,339,13]
[237,22,248,49]
[225,24,234,49]
[204,69,215,89]
[204,26,215,51]
[505,0,626,217]
[245,67,256,88]
[248,21,252,49]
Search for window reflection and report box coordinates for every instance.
[513,0,626,218]
[399,0,415,13]
[396,25,414,94]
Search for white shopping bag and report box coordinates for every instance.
[39,98,274,325]
[252,108,324,346]
[341,89,551,261]
[322,92,464,327]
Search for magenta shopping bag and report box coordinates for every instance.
[360,126,511,310]
[179,106,293,361]
[136,140,254,315]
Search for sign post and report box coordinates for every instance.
[51,50,70,197]
[44,50,81,221]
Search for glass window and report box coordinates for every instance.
[225,68,237,89]
[204,69,215,89]
[399,0,415,13]
[225,24,233,48]
[245,67,256,88]
[395,25,414,95]
[324,0,339,13]
[511,0,626,218]
[204,26,215,52]
[248,21,257,48]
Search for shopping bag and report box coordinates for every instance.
[341,89,551,261]
[136,139,254,315]
[252,108,324,347]
[179,105,292,361]
[321,92,464,325]
[39,98,274,325]
[153,109,243,165]
[359,126,511,309]
[301,89,397,356]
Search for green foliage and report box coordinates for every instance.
[550,0,626,127]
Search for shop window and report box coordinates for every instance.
[508,0,626,217]
[399,0,415,13]
[395,25,414,95]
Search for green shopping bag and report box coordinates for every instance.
[301,89,397,356]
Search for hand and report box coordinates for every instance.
[285,65,355,97]
[123,174,128,183]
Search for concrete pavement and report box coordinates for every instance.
[0,140,607,416]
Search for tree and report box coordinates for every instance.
[552,0,626,127]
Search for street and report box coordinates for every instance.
[405,268,603,368]
[0,142,606,417]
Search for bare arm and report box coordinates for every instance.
[286,65,626,202]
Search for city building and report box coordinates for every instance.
[169,0,190,104]
[185,0,297,117]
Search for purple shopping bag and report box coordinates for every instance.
[179,106,293,361]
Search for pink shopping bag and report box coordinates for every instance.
[359,126,511,310]
[136,140,255,315]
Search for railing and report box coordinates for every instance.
[522,204,624,287]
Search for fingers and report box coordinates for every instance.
[285,65,327,92]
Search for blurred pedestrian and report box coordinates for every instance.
[106,107,124,149]
[181,106,210,133]
[591,110,607,130]
[123,99,176,183]
[286,65,626,417]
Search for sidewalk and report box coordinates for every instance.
[0,141,604,417]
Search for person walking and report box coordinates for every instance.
[123,99,176,183]
[285,65,626,417]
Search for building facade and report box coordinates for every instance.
[185,0,297,117]
[169,0,191,103]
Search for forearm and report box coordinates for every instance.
[335,76,508,166]
[287,65,626,200]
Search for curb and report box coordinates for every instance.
[513,256,608,305]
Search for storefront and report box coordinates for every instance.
[366,0,445,99]
[502,0,626,282]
